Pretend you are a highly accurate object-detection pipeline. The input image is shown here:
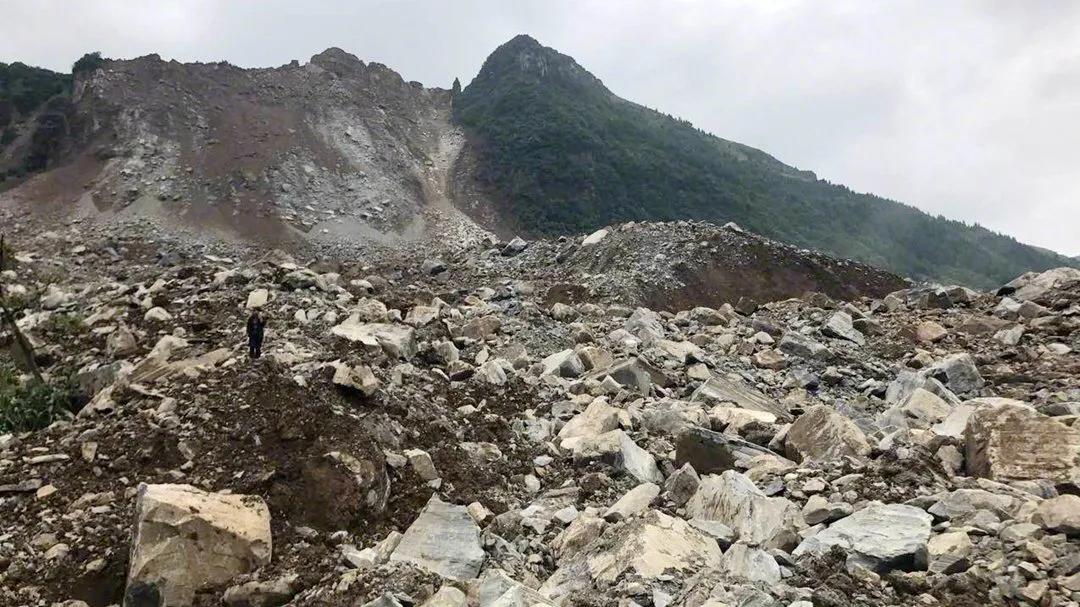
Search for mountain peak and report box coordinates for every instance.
[310,47,366,75]
[467,34,608,96]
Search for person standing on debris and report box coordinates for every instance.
[246,310,266,358]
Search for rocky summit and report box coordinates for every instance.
[0,202,1078,607]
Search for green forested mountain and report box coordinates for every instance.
[0,62,71,140]
[453,35,1076,288]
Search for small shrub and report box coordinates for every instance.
[0,238,14,269]
[72,52,106,75]
[0,368,74,432]
[43,312,85,336]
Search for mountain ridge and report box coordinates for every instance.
[1,37,1075,288]
[451,35,1077,288]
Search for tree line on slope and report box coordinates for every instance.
[452,42,1075,288]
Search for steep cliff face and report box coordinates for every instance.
[3,49,479,244]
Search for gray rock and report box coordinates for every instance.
[778,332,833,361]
[390,496,484,580]
[604,483,660,521]
[592,357,669,394]
[785,405,871,462]
[663,463,700,507]
[675,426,785,475]
[690,374,791,420]
[928,353,984,394]
[571,430,663,483]
[686,470,801,548]
[720,542,782,584]
[793,502,931,573]
[540,349,585,378]
[822,311,865,345]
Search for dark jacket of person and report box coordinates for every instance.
[246,313,265,340]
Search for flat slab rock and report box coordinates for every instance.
[794,502,932,573]
[690,374,791,421]
[389,496,484,581]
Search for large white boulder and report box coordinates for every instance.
[557,398,621,446]
[965,404,1080,486]
[331,317,417,359]
[685,470,801,548]
[126,484,272,607]
[540,510,720,601]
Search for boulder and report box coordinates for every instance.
[964,405,1080,486]
[592,357,669,394]
[663,463,700,507]
[405,305,439,327]
[581,228,610,246]
[222,574,300,607]
[1032,495,1080,536]
[107,327,139,357]
[915,321,948,343]
[558,399,621,446]
[501,236,528,256]
[332,363,379,396]
[126,484,272,607]
[927,531,972,574]
[802,495,853,525]
[690,374,790,421]
[540,349,585,378]
[822,311,865,345]
[927,488,1014,523]
[540,510,721,600]
[389,496,484,581]
[720,542,781,584]
[246,289,269,309]
[785,405,871,462]
[603,482,660,521]
[624,307,664,345]
[685,470,801,547]
[928,353,984,394]
[675,427,784,476]
[793,502,931,573]
[778,332,833,361]
[461,316,501,341]
[657,339,705,364]
[331,318,417,359]
[571,430,663,483]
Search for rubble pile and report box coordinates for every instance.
[0,219,1078,607]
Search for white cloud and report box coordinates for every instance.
[2,0,1077,254]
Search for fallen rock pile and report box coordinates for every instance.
[0,221,1078,606]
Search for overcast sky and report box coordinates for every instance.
[3,0,1078,255]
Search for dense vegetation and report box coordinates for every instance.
[454,35,1076,287]
[0,54,105,181]
[0,62,70,122]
